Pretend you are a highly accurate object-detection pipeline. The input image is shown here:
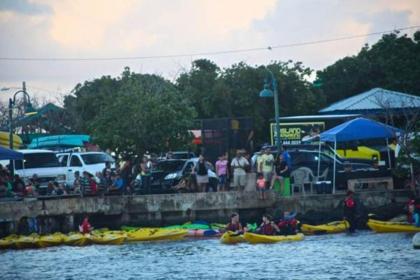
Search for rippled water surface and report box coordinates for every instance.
[1,231,419,280]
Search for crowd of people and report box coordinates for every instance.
[0,146,294,199]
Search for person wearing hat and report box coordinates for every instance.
[344,191,357,233]
[230,150,249,191]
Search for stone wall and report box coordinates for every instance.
[0,190,411,236]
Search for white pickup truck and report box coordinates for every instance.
[56,152,115,186]
[2,149,67,187]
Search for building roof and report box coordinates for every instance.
[279,114,360,121]
[319,88,420,114]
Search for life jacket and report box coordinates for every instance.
[81,219,91,234]
[260,223,275,235]
[226,222,242,232]
[345,197,355,208]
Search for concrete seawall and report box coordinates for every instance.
[0,190,411,236]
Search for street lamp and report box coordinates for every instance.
[259,68,281,153]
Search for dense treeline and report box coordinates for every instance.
[63,31,420,154]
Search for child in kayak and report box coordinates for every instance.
[225,213,243,234]
[257,214,280,235]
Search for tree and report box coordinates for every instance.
[316,31,420,104]
[87,70,196,155]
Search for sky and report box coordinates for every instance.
[0,0,419,104]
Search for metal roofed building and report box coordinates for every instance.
[319,88,420,115]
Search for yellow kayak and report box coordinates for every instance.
[0,131,22,148]
[89,233,126,245]
[37,233,67,248]
[127,228,187,242]
[63,232,90,246]
[14,234,39,249]
[301,221,349,235]
[243,232,304,244]
[0,238,14,250]
[367,219,420,233]
[220,231,245,244]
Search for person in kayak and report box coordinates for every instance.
[79,216,93,234]
[407,194,416,224]
[277,211,298,235]
[225,213,243,234]
[413,198,420,227]
[343,191,357,233]
[257,214,280,235]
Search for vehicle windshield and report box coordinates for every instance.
[155,160,186,173]
[81,153,115,165]
[18,153,61,170]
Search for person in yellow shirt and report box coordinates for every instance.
[258,147,274,188]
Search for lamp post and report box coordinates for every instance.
[5,81,34,174]
[259,69,281,153]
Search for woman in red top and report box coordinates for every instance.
[257,214,280,235]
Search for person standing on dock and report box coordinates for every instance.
[343,191,357,233]
[231,150,249,191]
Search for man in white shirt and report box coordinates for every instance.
[231,150,249,191]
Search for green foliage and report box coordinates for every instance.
[317,31,420,104]
[64,68,196,155]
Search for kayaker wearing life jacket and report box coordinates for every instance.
[343,191,357,233]
[257,214,280,235]
[407,194,416,224]
[277,211,298,235]
[225,213,243,234]
[79,216,93,234]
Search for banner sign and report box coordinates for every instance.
[270,122,325,145]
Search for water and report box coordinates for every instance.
[1,231,419,280]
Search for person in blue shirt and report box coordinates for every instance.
[109,172,124,194]
[281,146,292,169]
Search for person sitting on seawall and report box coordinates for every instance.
[277,211,298,235]
[225,213,244,234]
[108,172,124,194]
[343,191,357,233]
[79,216,93,234]
[257,214,280,235]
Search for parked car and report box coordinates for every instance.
[2,149,67,192]
[134,158,218,194]
[56,152,115,186]
[162,158,218,192]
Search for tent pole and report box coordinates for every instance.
[386,138,391,169]
[333,139,337,194]
[317,141,321,179]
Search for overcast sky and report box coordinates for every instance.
[0,0,419,104]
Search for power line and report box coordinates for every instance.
[1,25,419,62]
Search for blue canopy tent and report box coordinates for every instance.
[318,117,400,193]
[0,146,23,160]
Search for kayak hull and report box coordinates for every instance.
[220,232,245,244]
[64,233,90,246]
[301,221,349,235]
[127,229,187,242]
[14,235,38,249]
[243,232,304,244]
[89,234,126,245]
[367,219,420,233]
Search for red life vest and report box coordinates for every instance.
[260,223,275,235]
[226,222,242,232]
[345,197,355,208]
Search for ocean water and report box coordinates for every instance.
[1,231,419,280]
